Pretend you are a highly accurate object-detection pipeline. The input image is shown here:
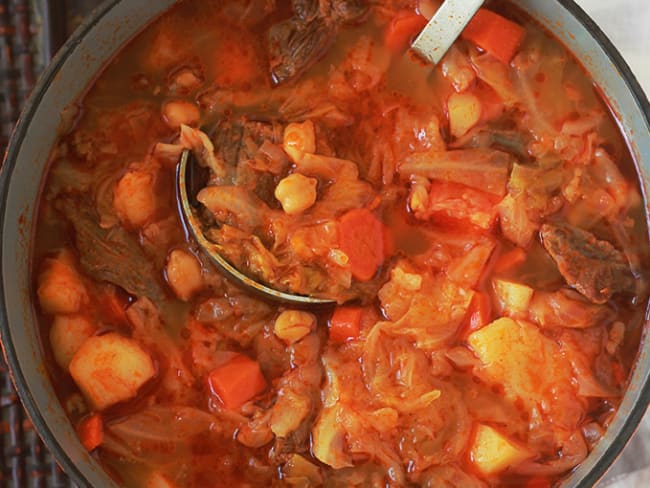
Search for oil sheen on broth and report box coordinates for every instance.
[32,0,649,486]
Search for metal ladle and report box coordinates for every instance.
[177,0,483,305]
[177,149,335,306]
[411,0,485,65]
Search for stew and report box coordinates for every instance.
[33,0,649,486]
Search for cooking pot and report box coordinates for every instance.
[1,1,648,486]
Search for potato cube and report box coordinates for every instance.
[165,249,204,301]
[113,165,159,228]
[493,278,534,316]
[447,92,482,138]
[50,315,97,370]
[69,333,156,411]
[468,318,574,409]
[471,424,533,475]
[37,252,88,315]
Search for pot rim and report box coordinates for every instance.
[0,1,649,487]
[0,2,122,485]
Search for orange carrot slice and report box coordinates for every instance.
[208,355,267,409]
[462,9,525,64]
[338,208,386,281]
[329,306,363,343]
[77,413,104,452]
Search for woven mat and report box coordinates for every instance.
[1,1,97,485]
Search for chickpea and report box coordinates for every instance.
[283,120,316,163]
[165,249,204,301]
[274,310,316,344]
[162,100,200,129]
[275,173,318,215]
[113,165,159,228]
[169,67,203,93]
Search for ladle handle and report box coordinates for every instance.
[411,0,485,64]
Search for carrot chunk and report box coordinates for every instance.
[338,208,386,281]
[329,306,362,343]
[385,10,428,52]
[493,247,527,274]
[461,9,525,64]
[77,413,104,452]
[208,355,267,409]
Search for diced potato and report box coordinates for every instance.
[165,249,204,301]
[69,333,156,411]
[275,173,318,215]
[471,424,534,475]
[113,165,160,228]
[447,92,482,138]
[50,315,97,370]
[162,100,200,129]
[274,310,316,344]
[283,120,316,163]
[312,406,353,469]
[468,317,574,408]
[492,278,534,316]
[37,252,88,315]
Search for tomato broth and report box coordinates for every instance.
[33,1,649,486]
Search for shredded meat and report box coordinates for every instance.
[57,198,166,302]
[268,0,368,85]
[268,18,335,85]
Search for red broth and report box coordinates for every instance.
[33,0,649,486]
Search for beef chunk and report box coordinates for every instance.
[267,0,368,85]
[540,223,635,304]
[291,0,322,23]
[57,198,166,302]
[210,118,286,205]
[330,0,369,23]
[212,118,283,168]
[268,18,335,85]
[292,0,368,24]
